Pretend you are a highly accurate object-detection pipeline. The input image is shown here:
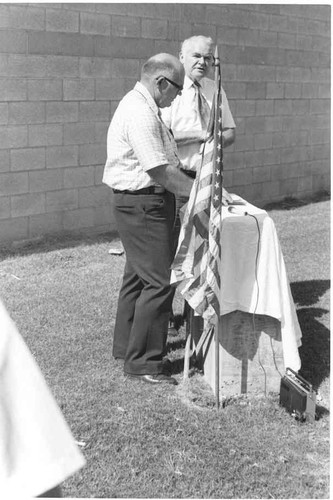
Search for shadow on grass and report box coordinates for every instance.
[264,190,330,212]
[168,356,188,376]
[316,404,330,420]
[290,279,330,390]
[167,337,186,353]
[166,334,187,375]
[297,307,330,391]
[0,230,120,259]
[290,279,330,307]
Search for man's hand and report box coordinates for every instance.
[149,163,193,198]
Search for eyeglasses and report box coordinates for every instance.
[163,76,183,92]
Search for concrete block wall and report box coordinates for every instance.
[0,3,330,245]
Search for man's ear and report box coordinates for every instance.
[156,76,167,91]
[179,51,184,64]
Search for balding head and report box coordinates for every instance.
[141,53,184,83]
[140,53,185,108]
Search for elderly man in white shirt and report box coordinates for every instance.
[161,35,236,177]
[161,35,236,334]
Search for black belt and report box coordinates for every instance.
[113,186,166,195]
[180,169,196,179]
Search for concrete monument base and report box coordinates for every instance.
[201,311,285,398]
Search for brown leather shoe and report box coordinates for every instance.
[125,373,178,385]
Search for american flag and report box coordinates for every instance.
[171,49,223,324]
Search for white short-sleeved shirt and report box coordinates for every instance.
[0,299,85,498]
[103,82,180,191]
[161,75,236,171]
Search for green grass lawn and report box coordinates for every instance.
[0,195,330,499]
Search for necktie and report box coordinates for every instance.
[193,81,211,130]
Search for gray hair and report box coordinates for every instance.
[180,35,214,54]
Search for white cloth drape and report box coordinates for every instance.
[219,197,302,371]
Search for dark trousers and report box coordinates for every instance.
[112,191,175,375]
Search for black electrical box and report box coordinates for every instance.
[279,367,316,422]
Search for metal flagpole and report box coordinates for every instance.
[215,321,220,409]
[183,306,192,380]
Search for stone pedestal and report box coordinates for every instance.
[201,311,285,397]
